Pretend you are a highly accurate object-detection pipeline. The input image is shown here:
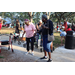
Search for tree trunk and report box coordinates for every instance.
[2,12,5,18]
[30,16,33,22]
[28,12,35,22]
[58,19,61,25]
[46,12,51,19]
[67,18,69,22]
[2,12,5,25]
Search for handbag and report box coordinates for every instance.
[47,20,55,41]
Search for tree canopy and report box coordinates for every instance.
[0,12,75,24]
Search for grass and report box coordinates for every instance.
[54,32,65,48]
[0,27,15,34]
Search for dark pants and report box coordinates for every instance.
[26,37,34,51]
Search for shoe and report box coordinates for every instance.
[47,59,52,62]
[25,52,29,55]
[31,52,34,56]
[40,56,48,59]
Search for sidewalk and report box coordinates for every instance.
[11,42,75,62]
[12,41,75,62]
[51,46,75,62]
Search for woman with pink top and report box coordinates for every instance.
[22,19,36,55]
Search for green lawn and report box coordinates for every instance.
[53,32,65,48]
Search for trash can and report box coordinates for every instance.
[65,35,74,49]
[65,31,75,49]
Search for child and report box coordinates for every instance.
[60,26,66,46]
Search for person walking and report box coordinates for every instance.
[39,15,53,62]
[22,19,36,55]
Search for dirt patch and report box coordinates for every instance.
[0,48,26,62]
[0,48,41,62]
[0,28,15,34]
[0,49,13,62]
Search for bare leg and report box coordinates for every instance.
[48,42,52,59]
[44,50,47,56]
[48,52,51,59]
[64,36,66,40]
[50,42,53,50]
[61,36,63,46]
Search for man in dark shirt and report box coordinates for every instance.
[39,14,53,62]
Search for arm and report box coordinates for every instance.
[18,23,20,30]
[37,29,42,34]
[43,20,53,33]
[42,25,49,29]
[22,26,26,38]
[36,24,40,31]
[22,31,26,38]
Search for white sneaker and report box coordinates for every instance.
[25,52,29,55]
[31,52,34,56]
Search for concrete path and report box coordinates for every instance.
[11,41,75,62]
[52,46,75,62]
[5,44,75,62]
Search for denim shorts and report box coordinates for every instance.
[60,32,66,37]
[43,35,52,52]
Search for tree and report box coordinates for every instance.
[45,12,51,19]
[55,12,68,24]
[28,12,35,22]
[33,12,41,24]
